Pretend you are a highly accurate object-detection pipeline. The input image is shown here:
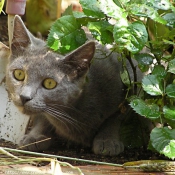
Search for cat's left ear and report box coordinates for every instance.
[0,42,10,58]
[11,15,32,54]
[64,41,95,78]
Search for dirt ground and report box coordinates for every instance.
[0,14,168,167]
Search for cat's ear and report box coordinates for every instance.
[64,41,95,78]
[11,15,32,53]
[0,42,10,58]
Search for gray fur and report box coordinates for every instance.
[4,16,138,156]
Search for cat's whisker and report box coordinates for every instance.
[48,104,79,113]
[44,106,84,132]
[48,104,91,123]
[44,108,71,131]
[45,107,84,132]
[47,104,97,129]
[49,110,81,126]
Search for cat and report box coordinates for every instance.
[1,15,140,156]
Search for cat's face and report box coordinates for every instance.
[5,16,95,115]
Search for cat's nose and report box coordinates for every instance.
[20,94,32,105]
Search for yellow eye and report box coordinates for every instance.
[13,69,25,81]
[43,78,57,89]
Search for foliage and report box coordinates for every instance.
[47,0,175,159]
[0,0,5,14]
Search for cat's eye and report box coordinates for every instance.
[13,69,25,81]
[43,78,57,89]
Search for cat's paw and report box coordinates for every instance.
[19,134,51,152]
[93,137,124,156]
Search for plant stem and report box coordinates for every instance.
[126,52,137,95]
[146,19,161,65]
[3,147,122,167]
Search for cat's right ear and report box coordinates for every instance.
[11,15,32,54]
[63,41,95,79]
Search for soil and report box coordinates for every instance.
[0,14,168,166]
[0,137,167,166]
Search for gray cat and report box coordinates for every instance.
[1,16,139,156]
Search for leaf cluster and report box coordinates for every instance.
[47,0,175,159]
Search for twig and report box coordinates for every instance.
[3,147,122,167]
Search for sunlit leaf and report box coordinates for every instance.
[142,75,163,96]
[120,67,131,87]
[128,4,167,24]
[148,0,171,10]
[80,0,105,18]
[114,21,148,53]
[47,15,87,54]
[88,21,114,44]
[130,98,160,119]
[150,127,175,159]
[163,106,175,121]
[160,140,175,159]
[98,0,127,20]
[166,84,175,98]
[168,59,175,74]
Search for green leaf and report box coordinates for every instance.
[98,0,127,20]
[79,0,105,18]
[130,98,160,119]
[113,0,124,8]
[47,15,87,54]
[148,0,171,10]
[168,59,175,74]
[0,0,5,14]
[169,29,175,41]
[163,106,175,121]
[88,21,114,44]
[152,65,167,79]
[73,11,99,26]
[120,114,150,148]
[134,53,153,72]
[163,39,175,46]
[150,127,175,159]
[128,4,167,24]
[62,5,73,16]
[142,75,163,96]
[166,84,175,98]
[114,21,148,53]
[120,68,131,87]
[163,13,175,28]
[160,140,175,160]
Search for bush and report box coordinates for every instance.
[47,0,175,159]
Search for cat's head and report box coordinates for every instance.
[5,15,95,114]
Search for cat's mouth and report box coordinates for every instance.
[25,102,47,114]
[14,100,46,114]
[23,105,44,114]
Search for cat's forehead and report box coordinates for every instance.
[9,49,66,80]
[11,49,63,67]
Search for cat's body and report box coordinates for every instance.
[1,16,139,156]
